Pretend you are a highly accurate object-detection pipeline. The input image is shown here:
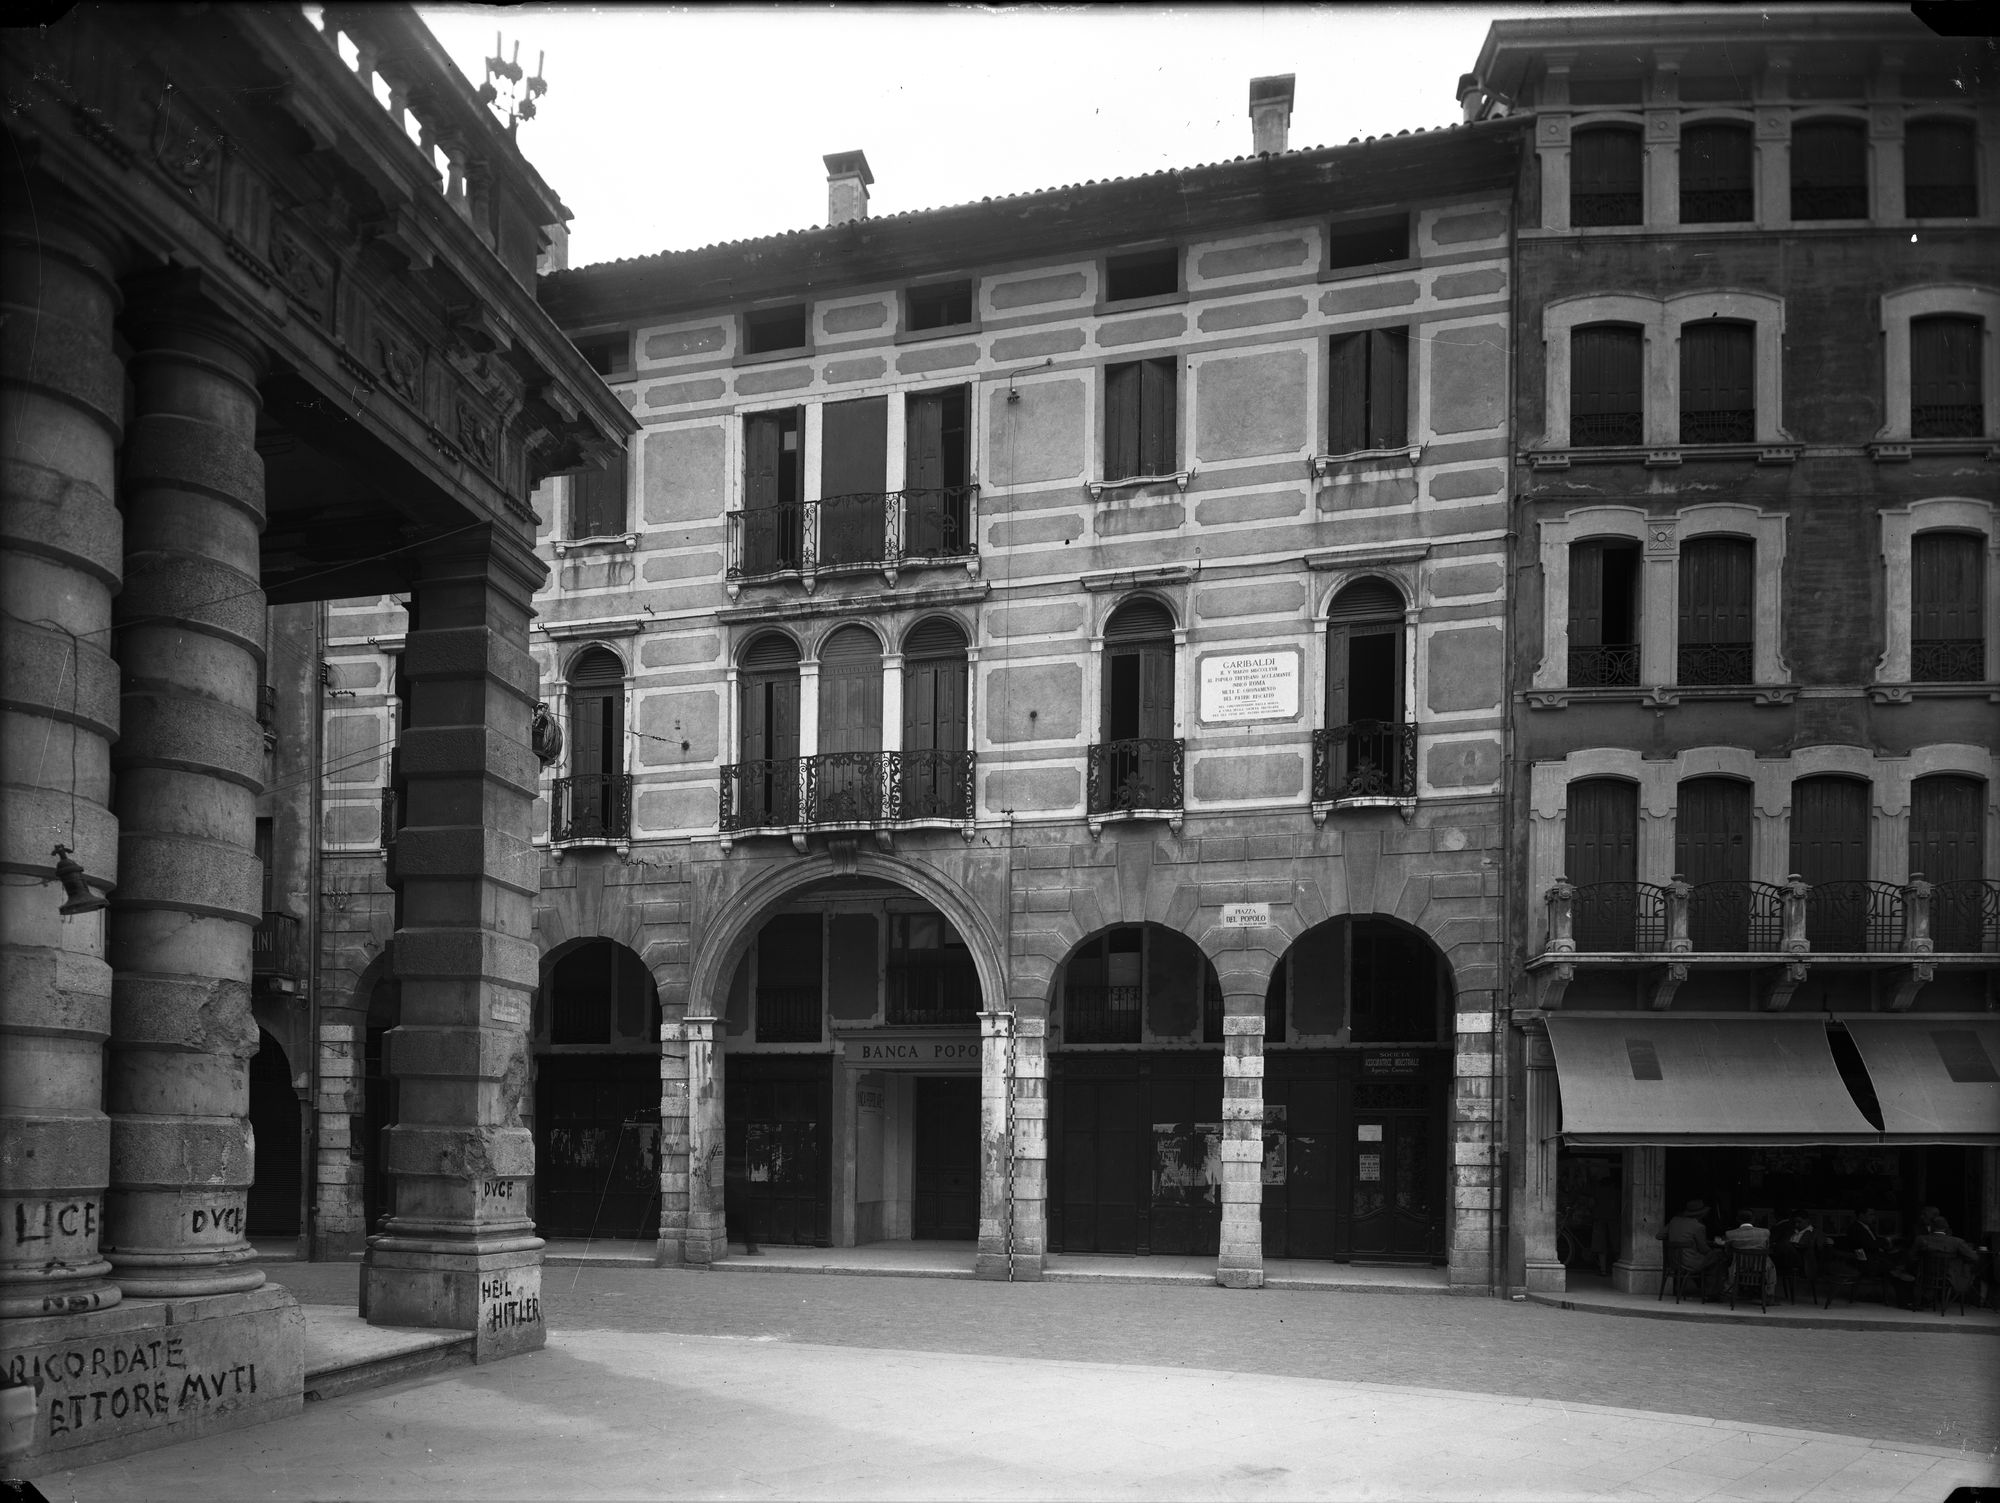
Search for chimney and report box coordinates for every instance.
[1457,72,1486,123]
[824,150,873,225]
[1249,74,1295,156]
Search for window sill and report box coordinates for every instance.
[1093,290,1187,317]
[549,836,630,859]
[894,321,982,346]
[1311,445,1420,478]
[733,345,814,368]
[1088,469,1194,498]
[1526,684,1800,709]
[1086,807,1184,836]
[551,532,639,557]
[1866,681,2000,705]
[1526,442,1799,471]
[1310,795,1417,826]
[1317,257,1420,284]
[1867,438,1999,463]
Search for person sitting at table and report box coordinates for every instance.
[1724,1217,1778,1298]
[1912,1216,1981,1305]
[1658,1199,1729,1297]
[1770,1210,1816,1281]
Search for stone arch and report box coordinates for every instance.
[685,850,1008,1027]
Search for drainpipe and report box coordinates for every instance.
[303,599,327,1260]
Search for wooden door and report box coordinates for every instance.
[1567,778,1640,948]
[1791,775,1869,950]
[1347,1108,1439,1260]
[1052,1063,1140,1254]
[533,1055,662,1239]
[1677,777,1753,949]
[912,1076,980,1240]
[727,1060,831,1247]
[1146,1064,1223,1257]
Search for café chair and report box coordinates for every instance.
[1657,1249,1703,1304]
[1914,1250,1968,1317]
[1726,1248,1773,1313]
[1819,1252,1891,1309]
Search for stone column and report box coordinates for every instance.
[1217,985,1266,1290]
[360,529,546,1358]
[654,1009,691,1266]
[974,1007,1014,1279]
[1010,1011,1048,1277]
[1613,1145,1665,1294]
[103,292,268,1298]
[0,206,124,1319]
[1520,1023,1565,1295]
[679,1014,726,1266]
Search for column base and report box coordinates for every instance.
[360,1238,544,1361]
[1612,1258,1662,1296]
[0,1261,123,1320]
[1215,1264,1266,1290]
[0,1284,302,1470]
[975,1252,1042,1281]
[107,1252,266,1301]
[1524,1258,1568,1295]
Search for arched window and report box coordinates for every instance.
[1092,599,1178,816]
[1791,119,1868,220]
[1910,317,1984,439]
[1678,534,1754,685]
[1348,917,1445,1044]
[733,633,801,827]
[1572,125,1643,226]
[902,617,970,820]
[1567,778,1640,949]
[816,626,884,822]
[1320,578,1411,800]
[560,647,626,840]
[1791,774,1870,951]
[1680,122,1753,223]
[1905,118,1977,219]
[1567,537,1641,685]
[1911,530,1986,681]
[1676,776,1753,949]
[1912,774,1989,951]
[1679,320,1755,444]
[1570,324,1644,446]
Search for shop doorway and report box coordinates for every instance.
[361,977,399,1236]
[912,1075,979,1240]
[246,1029,301,1237]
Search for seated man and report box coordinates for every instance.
[1913,1216,1981,1304]
[1724,1217,1778,1298]
[1658,1199,1728,1297]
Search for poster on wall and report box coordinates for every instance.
[1152,1122,1224,1205]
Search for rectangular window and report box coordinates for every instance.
[819,397,888,567]
[576,335,630,378]
[742,408,804,573]
[905,386,971,559]
[1566,778,1640,949]
[571,458,628,539]
[1679,321,1755,444]
[756,914,823,1044]
[1911,316,1984,439]
[1104,358,1177,481]
[1790,120,1869,220]
[1911,530,1985,681]
[1677,535,1754,684]
[1569,539,1641,686]
[1328,328,1410,453]
[1679,123,1754,223]
[743,304,808,356]
[1104,248,1180,304]
[906,280,973,332]
[1570,324,1644,447]
[1571,126,1643,226]
[1326,214,1409,271]
[1905,119,1978,218]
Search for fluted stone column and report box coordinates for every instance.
[975,1008,1015,1279]
[1520,1023,1565,1295]
[103,294,268,1299]
[679,1015,725,1266]
[1613,1145,1665,1294]
[0,206,125,1319]
[360,530,547,1357]
[1217,987,1266,1290]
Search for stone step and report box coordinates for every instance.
[299,1307,476,1403]
[304,1335,475,1402]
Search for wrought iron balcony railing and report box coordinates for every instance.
[380,786,399,849]
[1906,185,1977,219]
[1679,408,1755,445]
[1568,643,1641,687]
[1910,404,1984,440]
[717,750,975,833]
[1792,183,1868,221]
[551,773,632,842]
[1686,880,1789,953]
[1677,642,1753,686]
[252,912,301,978]
[1931,879,2000,953]
[1572,411,1644,448]
[1911,639,1985,682]
[755,986,822,1044]
[1804,880,1906,953]
[1064,984,1143,1044]
[1086,738,1185,817]
[885,960,981,1027]
[1569,880,1671,953]
[1542,875,1977,958]
[1680,187,1753,224]
[726,487,978,581]
[1572,191,1642,227]
[1312,720,1418,801]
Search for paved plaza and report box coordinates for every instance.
[25,1263,1999,1502]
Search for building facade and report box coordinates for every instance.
[316,86,1527,1290]
[1465,10,2000,1296]
[1,2,629,1467]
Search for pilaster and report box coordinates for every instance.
[1613,1145,1665,1294]
[1519,1021,1565,1295]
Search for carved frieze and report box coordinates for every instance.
[151,87,225,201]
[375,327,423,404]
[269,222,332,320]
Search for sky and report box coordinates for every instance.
[413,4,1594,269]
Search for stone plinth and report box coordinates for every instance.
[358,1243,542,1363]
[0,1283,301,1469]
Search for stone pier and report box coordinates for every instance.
[1519,1022,1566,1295]
[1216,977,1267,1290]
[1614,1145,1666,1294]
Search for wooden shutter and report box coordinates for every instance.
[1679,321,1754,439]
[1571,325,1643,443]
[1569,541,1607,648]
[739,634,800,762]
[1139,358,1177,476]
[1910,775,1984,885]
[1573,126,1641,195]
[1791,120,1867,215]
[1329,332,1368,453]
[1327,579,1405,727]
[1105,362,1140,481]
[745,411,786,509]
[1912,531,1984,642]
[1789,776,1868,885]
[820,397,887,498]
[1565,779,1638,886]
[817,626,883,755]
[567,648,624,778]
[1904,118,1977,215]
[1910,316,1983,431]
[907,390,945,492]
[1136,642,1175,740]
[1674,777,1752,885]
[1369,329,1409,448]
[573,459,628,538]
[1679,535,1754,644]
[903,656,967,754]
[1679,123,1752,207]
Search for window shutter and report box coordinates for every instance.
[904,616,968,659]
[741,632,800,672]
[907,391,945,493]
[1104,597,1175,641]
[1679,123,1753,221]
[1912,531,1984,642]
[745,412,784,509]
[1565,779,1638,886]
[768,676,799,760]
[1679,536,1754,644]
[1325,624,1352,728]
[820,396,887,499]
[1136,642,1175,740]
[1789,776,1869,886]
[1327,577,1405,623]
[1139,358,1177,476]
[568,646,624,687]
[903,659,935,751]
[573,461,628,538]
[1791,120,1868,218]
[1571,126,1642,224]
[1674,777,1752,886]
[1369,328,1409,448]
[1905,118,1977,217]
[1679,321,1754,443]
[1105,362,1140,481]
[1571,325,1643,445]
[1329,332,1368,453]
[1910,316,1983,438]
[1910,774,1985,885]
[1569,541,1607,648]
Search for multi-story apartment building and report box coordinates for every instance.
[316,81,1527,1290]
[1465,9,2000,1296]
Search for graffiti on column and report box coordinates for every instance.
[480,1269,543,1334]
[5,1335,263,1443]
